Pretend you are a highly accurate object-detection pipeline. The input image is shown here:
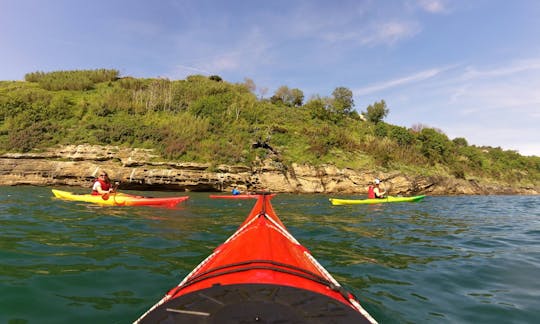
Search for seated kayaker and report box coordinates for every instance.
[367,179,386,199]
[91,171,114,195]
[231,186,241,195]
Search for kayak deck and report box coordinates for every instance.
[139,283,370,323]
[330,195,426,205]
[52,189,188,208]
[135,193,377,323]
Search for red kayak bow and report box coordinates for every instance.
[135,193,377,323]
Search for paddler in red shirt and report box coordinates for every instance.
[367,178,386,199]
[91,171,114,195]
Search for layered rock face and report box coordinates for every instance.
[0,145,537,195]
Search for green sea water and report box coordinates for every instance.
[1,186,539,323]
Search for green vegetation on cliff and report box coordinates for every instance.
[1,69,538,187]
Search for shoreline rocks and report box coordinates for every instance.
[0,145,537,195]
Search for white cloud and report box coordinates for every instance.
[201,55,240,73]
[416,0,450,13]
[170,54,242,79]
[461,58,540,80]
[354,67,445,95]
[322,20,420,46]
[174,64,211,75]
[447,59,540,117]
[361,21,421,45]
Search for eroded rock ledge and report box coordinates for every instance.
[0,145,537,195]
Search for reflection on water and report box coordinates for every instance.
[1,188,539,323]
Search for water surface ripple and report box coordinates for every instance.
[1,187,539,323]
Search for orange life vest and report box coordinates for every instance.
[367,185,375,199]
[91,178,111,195]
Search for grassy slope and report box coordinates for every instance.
[1,74,539,189]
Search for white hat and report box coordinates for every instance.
[374,179,381,184]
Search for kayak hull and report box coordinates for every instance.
[329,195,426,205]
[52,189,188,208]
[135,194,377,323]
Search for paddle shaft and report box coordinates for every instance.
[384,181,393,197]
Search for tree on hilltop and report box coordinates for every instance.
[270,85,304,107]
[331,86,354,115]
[364,100,389,123]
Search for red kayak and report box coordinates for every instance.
[135,193,377,323]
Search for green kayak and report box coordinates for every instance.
[329,195,426,205]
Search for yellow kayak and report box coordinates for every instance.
[52,189,189,207]
[329,195,426,205]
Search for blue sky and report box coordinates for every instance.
[1,0,539,156]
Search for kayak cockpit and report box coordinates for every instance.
[138,283,374,323]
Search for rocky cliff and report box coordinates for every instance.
[0,145,537,195]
